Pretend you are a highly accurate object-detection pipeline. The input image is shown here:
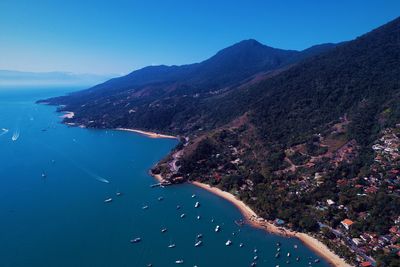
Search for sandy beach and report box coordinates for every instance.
[60,111,75,119]
[190,181,352,267]
[116,128,177,139]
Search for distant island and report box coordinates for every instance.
[40,17,400,267]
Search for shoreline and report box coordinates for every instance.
[116,128,178,139]
[60,111,75,119]
[189,181,352,267]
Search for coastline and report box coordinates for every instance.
[60,111,75,119]
[189,181,352,267]
[116,128,178,139]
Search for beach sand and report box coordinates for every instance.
[190,181,352,267]
[116,128,177,139]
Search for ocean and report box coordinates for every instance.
[0,88,330,267]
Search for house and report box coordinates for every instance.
[274,218,285,226]
[327,199,335,206]
[360,261,372,267]
[341,219,354,230]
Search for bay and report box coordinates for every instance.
[0,88,330,267]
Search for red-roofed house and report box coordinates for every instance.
[341,219,354,230]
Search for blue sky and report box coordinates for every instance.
[0,0,399,75]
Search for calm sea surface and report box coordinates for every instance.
[0,88,330,267]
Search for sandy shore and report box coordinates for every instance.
[116,128,177,139]
[190,181,352,267]
[60,111,75,119]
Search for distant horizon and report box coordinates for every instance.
[1,1,399,75]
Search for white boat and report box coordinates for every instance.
[225,240,232,246]
[287,252,291,257]
[194,201,200,208]
[194,240,202,247]
[197,234,203,239]
[294,244,298,249]
[197,215,201,220]
[175,260,184,264]
[180,213,185,218]
[116,192,122,196]
[142,205,149,210]
[104,198,112,203]
[158,196,164,201]
[41,172,46,178]
[191,194,196,198]
[239,243,243,247]
[254,248,258,253]
[176,205,181,210]
[11,131,19,141]
[168,244,176,248]
[253,255,258,260]
[130,237,141,243]
[161,228,167,233]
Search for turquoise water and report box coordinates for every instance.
[0,88,330,267]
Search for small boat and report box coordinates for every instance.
[251,262,257,267]
[104,198,112,203]
[41,172,47,178]
[314,259,320,263]
[296,257,300,262]
[287,252,291,257]
[239,243,244,248]
[275,252,280,258]
[253,255,258,260]
[194,201,200,208]
[197,215,201,220]
[194,240,202,247]
[215,225,220,232]
[161,228,167,233]
[175,260,184,264]
[116,192,122,196]
[211,218,214,223]
[294,244,298,249]
[197,234,203,239]
[130,237,141,243]
[225,240,232,246]
[276,242,281,246]
[277,247,281,252]
[168,244,176,248]
[286,260,290,264]
[254,249,258,253]
[176,205,181,210]
[158,196,164,201]
[147,264,153,267]
[180,213,185,218]
[191,194,196,198]
[142,205,149,210]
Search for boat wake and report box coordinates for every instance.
[11,130,20,141]
[0,128,9,137]
[95,176,110,184]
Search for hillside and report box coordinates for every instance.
[154,17,400,266]
[41,40,336,133]
[42,17,400,266]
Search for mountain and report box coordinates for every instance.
[0,70,115,87]
[42,17,400,266]
[42,40,336,132]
